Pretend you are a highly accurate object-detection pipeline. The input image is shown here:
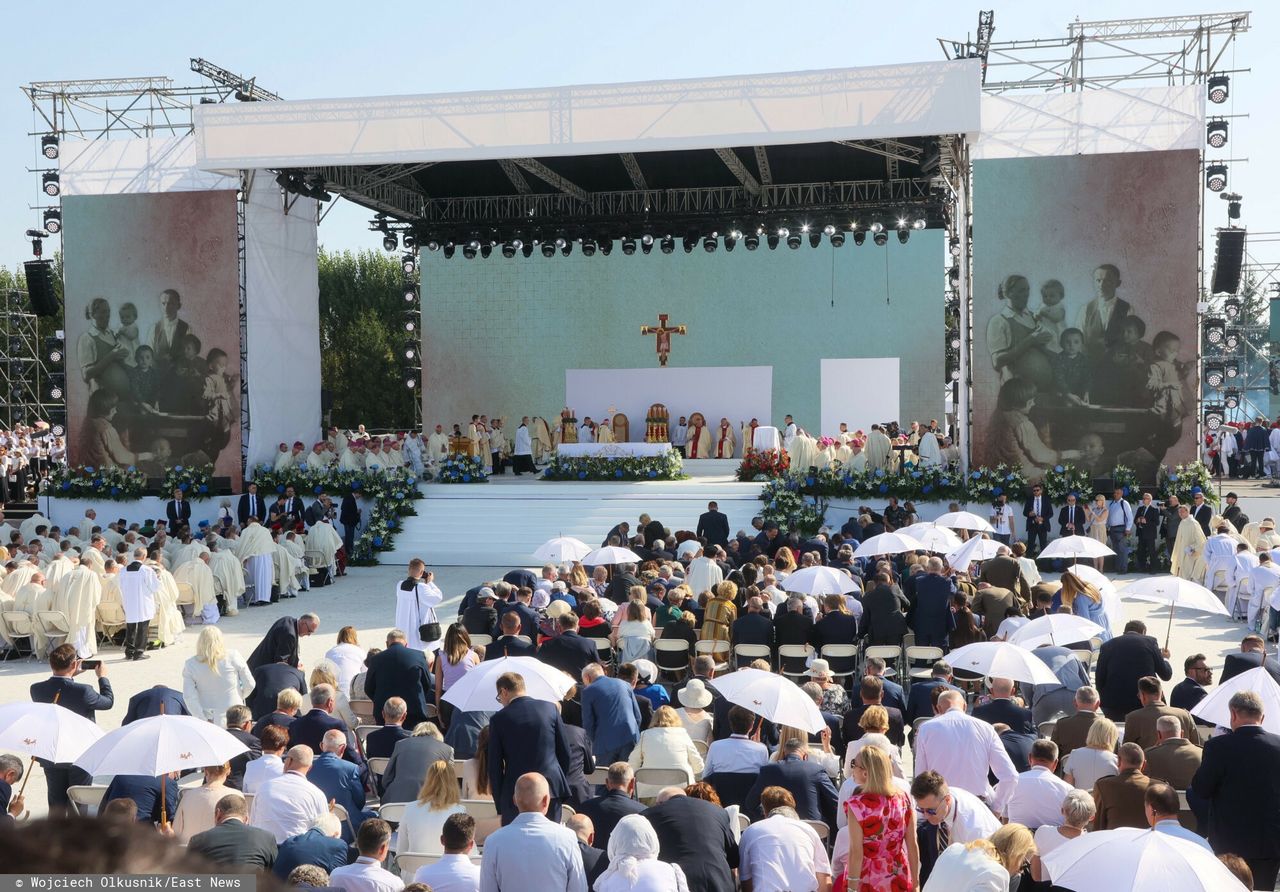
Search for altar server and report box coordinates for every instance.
[120,546,160,661]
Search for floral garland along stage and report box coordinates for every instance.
[437,454,489,484]
[250,465,423,566]
[542,449,686,481]
[162,464,215,499]
[46,464,148,501]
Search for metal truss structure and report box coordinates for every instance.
[0,291,59,430]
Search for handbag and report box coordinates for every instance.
[409,578,442,642]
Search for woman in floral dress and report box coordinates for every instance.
[838,745,919,892]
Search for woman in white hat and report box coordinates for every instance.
[674,678,714,745]
[808,658,850,716]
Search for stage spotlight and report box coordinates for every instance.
[541,242,556,258]
[48,347,63,365]
[743,233,759,251]
[404,375,417,389]
[1225,330,1241,350]
[501,243,516,259]
[402,285,417,303]
[401,254,417,274]
[641,234,654,248]
[554,235,568,249]
[1204,403,1225,430]
[777,227,790,238]
[1208,74,1229,104]
[767,234,780,250]
[853,231,866,246]
[868,221,884,234]
[560,241,573,257]
[404,341,418,361]
[808,232,822,249]
[382,234,398,252]
[43,209,61,234]
[521,243,533,258]
[682,234,698,254]
[480,244,492,259]
[598,238,613,256]
[1205,364,1225,388]
[661,235,675,254]
[822,224,836,237]
[723,236,735,252]
[1206,164,1228,192]
[1207,119,1229,148]
[830,230,846,247]
[1224,388,1241,409]
[50,422,65,437]
[950,241,962,257]
[703,236,717,253]
[622,238,637,256]
[873,230,889,247]
[581,239,597,257]
[897,230,910,245]
[912,218,927,230]
[402,232,417,250]
[425,239,440,252]
[41,135,59,160]
[786,232,802,250]
[1225,360,1241,379]
[1227,196,1242,220]
[403,317,417,332]
[1224,297,1242,320]
[462,243,477,260]
[1204,317,1225,345]
[640,237,653,255]
[42,172,59,197]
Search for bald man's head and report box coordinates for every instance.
[514,772,550,814]
[938,690,966,712]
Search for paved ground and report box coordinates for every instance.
[0,562,1251,817]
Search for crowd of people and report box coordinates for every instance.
[0,423,65,504]
[2,491,1278,891]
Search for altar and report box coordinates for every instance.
[556,442,672,458]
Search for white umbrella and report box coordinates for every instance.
[1064,564,1110,590]
[583,545,642,565]
[75,715,249,778]
[0,702,105,801]
[898,523,963,552]
[944,641,1062,686]
[853,532,927,559]
[934,511,996,533]
[1064,565,1124,636]
[1041,827,1246,892]
[944,535,1002,570]
[1191,665,1280,732]
[1009,614,1105,649]
[1039,535,1115,560]
[442,656,574,712]
[533,536,592,563]
[706,667,825,734]
[1121,575,1229,650]
[782,565,859,597]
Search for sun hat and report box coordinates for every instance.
[676,678,713,709]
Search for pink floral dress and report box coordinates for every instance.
[841,790,915,892]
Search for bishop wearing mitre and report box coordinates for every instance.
[686,414,712,459]
[714,418,737,459]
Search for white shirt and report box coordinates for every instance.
[325,643,368,697]
[119,561,160,623]
[1153,818,1213,851]
[480,812,586,892]
[701,735,770,776]
[1033,825,1084,860]
[995,616,1029,641]
[671,424,687,447]
[992,766,1074,829]
[991,504,1015,536]
[397,802,466,854]
[330,855,405,892]
[938,786,1003,844]
[739,814,831,892]
[243,753,284,796]
[514,426,532,456]
[915,708,1018,799]
[783,423,798,447]
[922,843,1009,892]
[250,770,328,842]
[414,853,482,892]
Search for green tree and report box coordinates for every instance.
[317,247,417,429]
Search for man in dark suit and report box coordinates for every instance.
[496,588,541,641]
[643,788,739,892]
[489,671,573,825]
[1221,634,1280,685]
[278,485,305,526]
[696,501,731,548]
[579,762,645,852]
[483,612,538,661]
[904,662,959,726]
[289,686,361,767]
[731,597,774,652]
[972,677,1036,735]
[122,685,189,723]
[843,675,905,748]
[865,657,908,713]
[363,629,434,727]
[1171,654,1213,725]
[582,664,642,764]
[272,816,350,878]
[859,573,909,646]
[1058,493,1086,539]
[165,488,192,530]
[364,697,412,759]
[237,483,267,526]
[1190,491,1213,535]
[743,737,839,828]
[1193,689,1280,887]
[30,644,114,812]
[604,563,642,603]
[246,614,318,672]
[224,705,263,791]
[189,793,278,870]
[602,521,631,547]
[101,773,178,825]
[1022,484,1053,555]
[1133,492,1162,573]
[773,597,814,654]
[1051,686,1102,763]
[246,660,307,721]
[562,721,596,808]
[1095,620,1172,720]
[339,492,360,560]
[537,612,598,680]
[462,588,499,637]
[566,814,608,890]
[908,558,955,648]
[308,731,375,838]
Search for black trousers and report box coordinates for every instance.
[490,451,505,475]
[41,761,91,811]
[1025,526,1048,554]
[1246,856,1279,891]
[124,620,149,657]
[512,454,535,475]
[1135,534,1158,571]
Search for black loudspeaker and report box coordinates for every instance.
[1211,228,1246,295]
[23,260,60,317]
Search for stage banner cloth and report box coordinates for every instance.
[556,443,671,459]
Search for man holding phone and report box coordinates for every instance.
[30,644,113,813]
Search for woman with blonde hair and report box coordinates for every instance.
[614,600,656,664]
[309,659,359,730]
[1062,717,1119,790]
[629,705,704,800]
[774,720,840,777]
[395,759,465,855]
[181,626,254,725]
[836,745,918,892]
[699,580,737,644]
[171,762,232,843]
[990,823,1036,886]
[324,626,365,696]
[434,623,480,728]
[1060,571,1110,641]
[774,547,797,577]
[842,706,905,777]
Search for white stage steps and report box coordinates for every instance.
[382,461,765,567]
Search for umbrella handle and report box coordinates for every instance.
[17,755,35,797]
[1165,601,1176,652]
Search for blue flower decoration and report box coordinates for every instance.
[648,470,657,478]
[874,468,886,478]
[110,486,120,496]
[314,485,324,494]
[388,520,396,529]
[879,483,889,493]
[971,471,981,479]
[992,486,1003,496]
[1054,465,1064,473]
[372,536,384,547]
[175,465,184,472]
[199,485,208,493]
[578,472,588,479]
[407,478,417,485]
[61,481,71,491]
[922,484,933,494]
[127,466,137,473]
[85,466,96,474]
[911,471,922,479]
[276,485,285,493]
[93,478,103,486]
[1191,485,1201,493]
[615,470,624,478]
[462,474,472,482]
[352,480,363,490]
[1170,475,1180,483]
[1006,474,1016,481]
[806,477,816,486]
[179,482,189,491]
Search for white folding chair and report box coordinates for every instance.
[462,799,498,820]
[350,698,376,725]
[777,644,814,681]
[904,646,944,681]
[655,639,691,680]
[694,639,730,672]
[864,645,902,677]
[732,643,772,669]
[36,611,70,656]
[378,801,406,824]
[3,611,37,656]
[66,784,108,816]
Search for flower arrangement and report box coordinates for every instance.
[965,464,1028,503]
[543,449,685,481]
[161,464,215,500]
[1158,461,1218,506]
[1042,464,1093,503]
[1111,464,1141,499]
[45,464,147,501]
[437,454,489,484]
[759,478,827,537]
[737,448,791,481]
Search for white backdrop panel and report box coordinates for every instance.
[244,176,321,473]
[196,61,981,170]
[975,86,1203,159]
[820,358,900,437]
[61,135,237,195]
[565,367,772,441]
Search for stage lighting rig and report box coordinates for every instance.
[1206,165,1228,193]
[26,229,47,257]
[541,242,556,258]
[382,234,398,252]
[786,231,802,250]
[580,239,597,257]
[1224,329,1241,350]
[401,254,417,274]
[1207,119,1229,148]
[660,235,675,254]
[853,231,866,246]
[41,135,59,160]
[598,238,613,256]
[1224,360,1241,379]
[42,172,59,196]
[1224,388,1241,409]
[43,209,61,233]
[1203,317,1225,345]
[1223,297,1242,320]
[829,230,845,247]
[1204,403,1225,430]
[897,230,910,244]
[873,230,889,247]
[703,235,717,253]
[621,238,637,256]
[1208,74,1229,104]
[1222,191,1242,221]
[1205,363,1225,388]
[808,232,822,249]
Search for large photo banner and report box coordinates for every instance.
[63,191,242,478]
[971,150,1200,482]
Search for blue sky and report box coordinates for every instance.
[0,1,1271,273]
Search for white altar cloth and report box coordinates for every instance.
[556,443,672,459]
[753,426,781,451]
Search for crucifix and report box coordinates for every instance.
[640,313,686,367]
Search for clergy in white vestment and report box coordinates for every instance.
[151,560,185,646]
[119,551,160,659]
[13,578,52,652]
[685,414,713,460]
[395,559,443,653]
[790,433,818,471]
[19,512,51,543]
[685,551,724,598]
[174,541,211,569]
[102,525,124,549]
[328,426,348,455]
[272,536,303,599]
[239,521,277,605]
[337,447,364,472]
[596,419,615,444]
[531,417,553,462]
[51,564,101,658]
[174,554,220,624]
[864,426,893,472]
[782,416,799,450]
[846,440,868,472]
[206,540,244,616]
[403,432,425,475]
[1171,508,1207,582]
[385,442,405,469]
[714,418,737,459]
[282,533,309,593]
[1259,519,1280,550]
[1204,525,1242,590]
[0,521,17,546]
[272,443,294,472]
[44,554,75,590]
[1,562,38,597]
[306,443,330,471]
[79,512,99,540]
[917,430,943,467]
[307,521,342,575]
[80,546,106,576]
[1247,555,1280,629]
[426,425,449,466]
